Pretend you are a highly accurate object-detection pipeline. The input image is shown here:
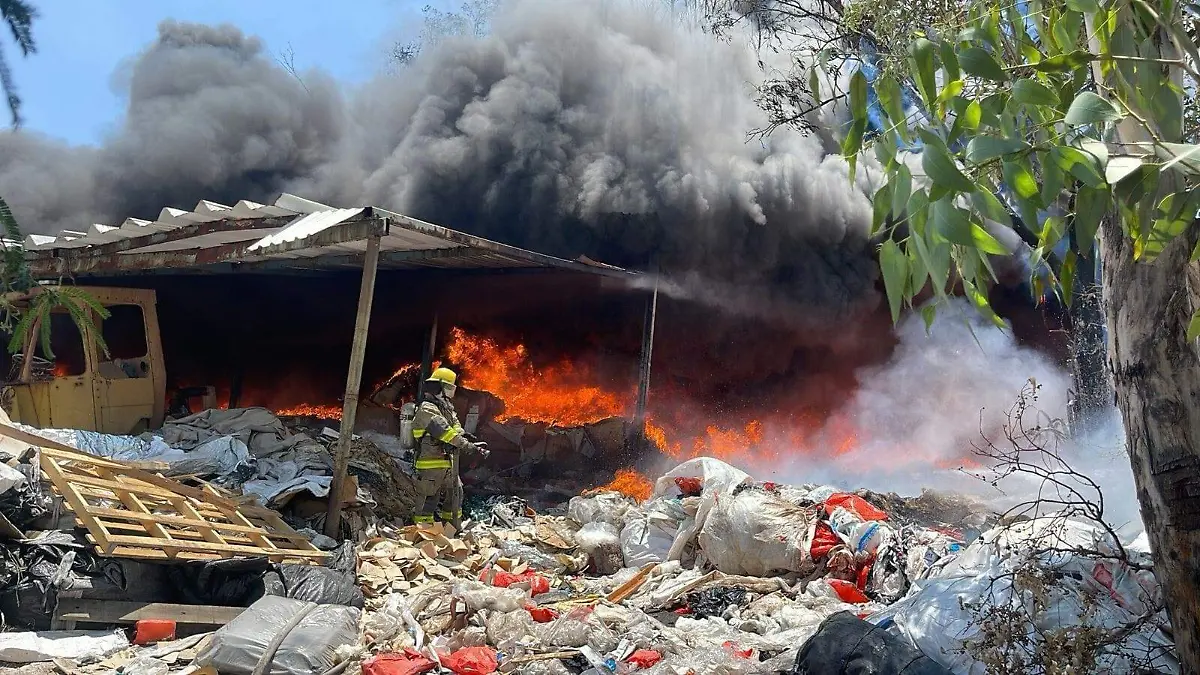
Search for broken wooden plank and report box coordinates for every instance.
[54,599,245,626]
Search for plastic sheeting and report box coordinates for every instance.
[0,630,129,663]
[876,517,1179,675]
[195,595,360,675]
[14,424,254,478]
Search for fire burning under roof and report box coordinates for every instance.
[22,193,635,279]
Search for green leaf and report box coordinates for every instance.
[1065,0,1099,12]
[892,165,913,217]
[1059,249,1078,308]
[808,65,821,105]
[1073,185,1109,257]
[880,239,909,323]
[923,143,975,194]
[1064,91,1123,125]
[850,70,869,122]
[1153,143,1200,176]
[1187,309,1200,343]
[873,182,893,235]
[921,304,938,332]
[1042,150,1066,206]
[1052,146,1105,187]
[1003,159,1041,201]
[960,47,1008,82]
[965,135,1030,164]
[931,198,1010,254]
[842,119,867,180]
[1106,155,1147,184]
[876,74,907,135]
[948,100,982,145]
[1012,78,1060,107]
[939,41,960,82]
[1031,50,1096,72]
[910,38,939,107]
[971,187,1013,227]
[963,279,1007,328]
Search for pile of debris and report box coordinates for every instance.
[0,414,1181,675]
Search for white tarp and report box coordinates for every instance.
[0,630,129,663]
[878,516,1178,675]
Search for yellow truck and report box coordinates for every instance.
[1,286,166,434]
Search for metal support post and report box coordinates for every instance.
[417,313,439,402]
[324,234,382,538]
[632,278,659,450]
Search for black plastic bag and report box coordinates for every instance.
[791,611,952,675]
[262,564,363,608]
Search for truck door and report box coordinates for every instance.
[39,311,99,430]
[94,303,157,435]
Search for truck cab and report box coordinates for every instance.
[1,286,166,434]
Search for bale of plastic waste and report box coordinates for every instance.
[698,487,817,576]
[791,611,952,675]
[194,595,360,675]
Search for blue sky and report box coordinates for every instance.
[9,0,446,145]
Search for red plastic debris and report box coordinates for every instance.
[857,562,873,590]
[824,493,889,522]
[525,603,559,623]
[479,569,550,596]
[673,606,692,615]
[362,651,438,675]
[722,641,755,658]
[132,619,175,645]
[828,578,871,604]
[626,649,664,668]
[809,520,841,559]
[674,476,703,496]
[442,646,499,675]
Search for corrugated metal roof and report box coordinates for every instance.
[25,194,632,279]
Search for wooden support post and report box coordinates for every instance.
[632,277,658,451]
[416,313,439,402]
[324,234,382,538]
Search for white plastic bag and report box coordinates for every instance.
[651,458,752,563]
[698,488,816,576]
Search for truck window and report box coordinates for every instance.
[99,304,150,379]
[103,304,149,360]
[33,312,88,377]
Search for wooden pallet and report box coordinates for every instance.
[35,445,328,564]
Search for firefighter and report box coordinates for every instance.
[411,367,488,529]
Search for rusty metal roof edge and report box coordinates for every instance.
[377,209,636,279]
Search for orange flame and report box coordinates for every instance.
[446,328,625,426]
[274,403,344,419]
[590,468,654,502]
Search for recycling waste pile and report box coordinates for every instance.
[0,410,1182,675]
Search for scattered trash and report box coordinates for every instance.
[0,415,1177,675]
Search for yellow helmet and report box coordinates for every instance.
[427,367,458,386]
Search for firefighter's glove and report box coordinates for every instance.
[475,441,490,459]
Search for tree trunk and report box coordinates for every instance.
[1100,213,1200,672]
[1067,239,1112,433]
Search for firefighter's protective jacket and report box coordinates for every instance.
[411,392,476,470]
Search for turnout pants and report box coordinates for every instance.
[414,466,463,528]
